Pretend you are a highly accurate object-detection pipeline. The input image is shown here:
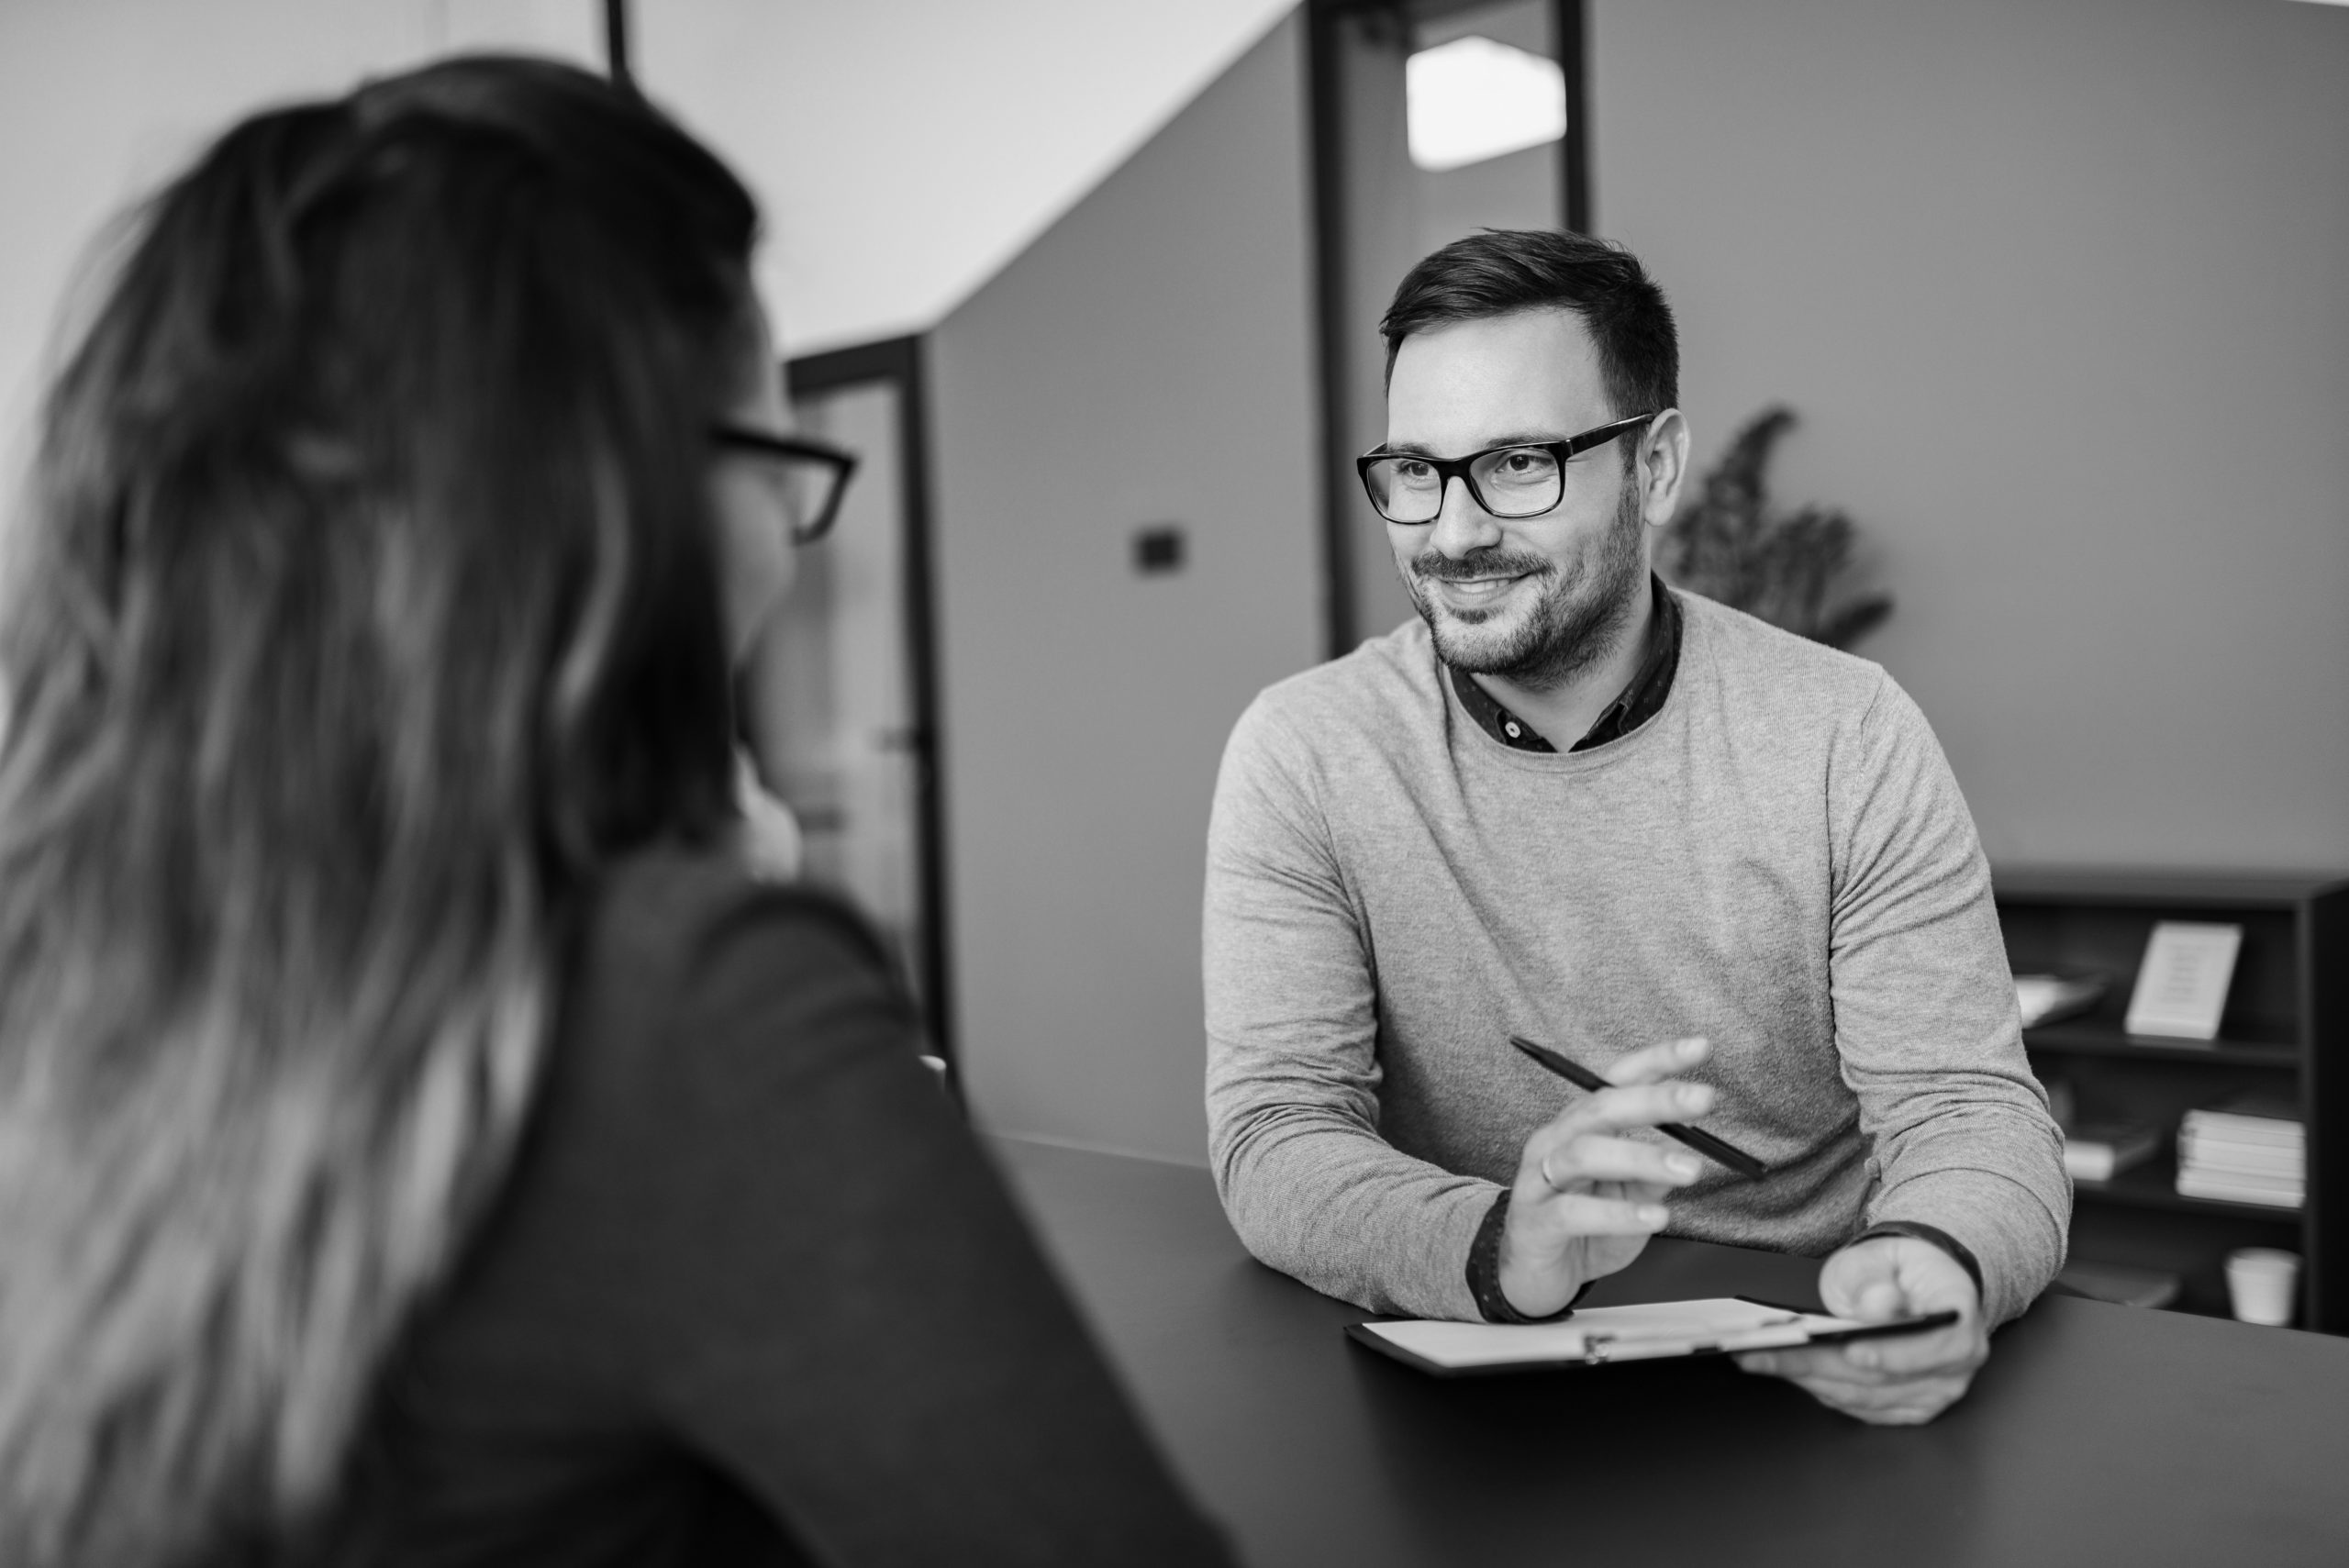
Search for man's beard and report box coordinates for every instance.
[1402,477,1649,692]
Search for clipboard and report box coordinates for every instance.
[1345,1296,1960,1377]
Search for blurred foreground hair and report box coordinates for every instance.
[0,56,754,1564]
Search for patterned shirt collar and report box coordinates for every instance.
[1445,575,1683,754]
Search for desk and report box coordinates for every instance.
[992,1137,2349,1568]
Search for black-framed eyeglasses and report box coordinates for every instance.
[1355,412,1656,525]
[709,422,860,544]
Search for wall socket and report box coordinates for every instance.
[1133,523,1186,574]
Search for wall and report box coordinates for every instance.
[631,0,1296,355]
[928,12,1321,1163]
[1587,0,2349,871]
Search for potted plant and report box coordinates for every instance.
[1656,406,1890,651]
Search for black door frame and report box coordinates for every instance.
[784,338,958,1069]
[603,0,633,86]
[1304,0,1590,658]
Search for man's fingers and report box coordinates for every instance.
[1842,1322,1981,1376]
[1600,1035,1711,1087]
[1739,1345,1852,1382]
[1528,1189,1671,1238]
[1534,1134,1702,1190]
[1787,1374,1968,1426]
[1740,1321,1984,1385]
[1851,1278,1908,1321]
[1736,1350,1964,1398]
[1752,1332,1963,1385]
[1741,1362,1973,1425]
[1542,1079,1717,1141]
[1739,1244,1990,1427]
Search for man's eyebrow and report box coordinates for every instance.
[1375,431,1571,460]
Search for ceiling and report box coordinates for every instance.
[633,0,1300,355]
[0,0,1295,460]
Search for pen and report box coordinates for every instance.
[1508,1034,1770,1181]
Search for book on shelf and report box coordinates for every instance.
[2124,921,2242,1040]
[2013,972,2107,1029]
[2181,1092,2304,1147]
[2064,1121,2163,1183]
[2176,1169,2304,1207]
[2176,1091,2304,1209]
[2176,1135,2303,1177]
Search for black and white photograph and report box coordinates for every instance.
[0,2,2344,1563]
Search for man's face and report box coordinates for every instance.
[1383,307,1652,690]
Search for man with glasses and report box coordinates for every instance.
[1204,229,2066,1425]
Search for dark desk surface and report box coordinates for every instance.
[992,1137,2349,1568]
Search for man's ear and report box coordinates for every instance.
[1637,408,1693,528]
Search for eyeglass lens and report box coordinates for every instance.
[772,461,841,541]
[1364,447,1562,523]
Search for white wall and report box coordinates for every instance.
[928,13,1321,1164]
[1589,0,2349,872]
[631,0,1296,356]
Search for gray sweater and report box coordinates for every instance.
[1203,592,2068,1327]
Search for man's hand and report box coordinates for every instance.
[1735,1235,1987,1424]
[1496,1036,1714,1317]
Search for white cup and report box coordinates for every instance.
[2224,1247,2299,1327]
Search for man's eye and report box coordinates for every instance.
[1393,460,1435,482]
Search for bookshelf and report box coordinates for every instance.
[1992,868,2348,1331]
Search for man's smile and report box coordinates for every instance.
[1423,570,1535,610]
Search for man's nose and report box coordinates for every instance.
[1427,473,1501,558]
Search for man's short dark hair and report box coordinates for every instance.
[1380,229,1678,418]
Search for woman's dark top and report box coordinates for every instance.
[332,849,1236,1566]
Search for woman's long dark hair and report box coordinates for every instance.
[0,57,757,1563]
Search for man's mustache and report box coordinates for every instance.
[1408,549,1554,584]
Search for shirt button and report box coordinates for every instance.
[1504,722,1521,739]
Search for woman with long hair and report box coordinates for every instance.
[0,56,1233,1567]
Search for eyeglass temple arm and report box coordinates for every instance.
[1564,413,1658,456]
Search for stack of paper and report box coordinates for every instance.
[2176,1094,2303,1208]
[2064,1121,2162,1183]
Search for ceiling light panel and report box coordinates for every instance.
[1406,35,1567,173]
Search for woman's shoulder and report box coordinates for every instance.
[584,843,893,989]
[560,843,920,1101]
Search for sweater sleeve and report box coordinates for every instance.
[1203,698,1496,1320]
[1827,677,2071,1325]
[602,887,1238,1567]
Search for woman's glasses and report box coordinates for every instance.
[709,423,859,545]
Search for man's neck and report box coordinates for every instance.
[1469,583,1654,751]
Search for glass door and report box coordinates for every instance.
[740,339,951,1059]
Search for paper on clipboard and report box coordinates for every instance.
[1346,1296,1956,1376]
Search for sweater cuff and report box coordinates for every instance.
[1465,1190,1581,1323]
[1866,1162,2067,1326]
